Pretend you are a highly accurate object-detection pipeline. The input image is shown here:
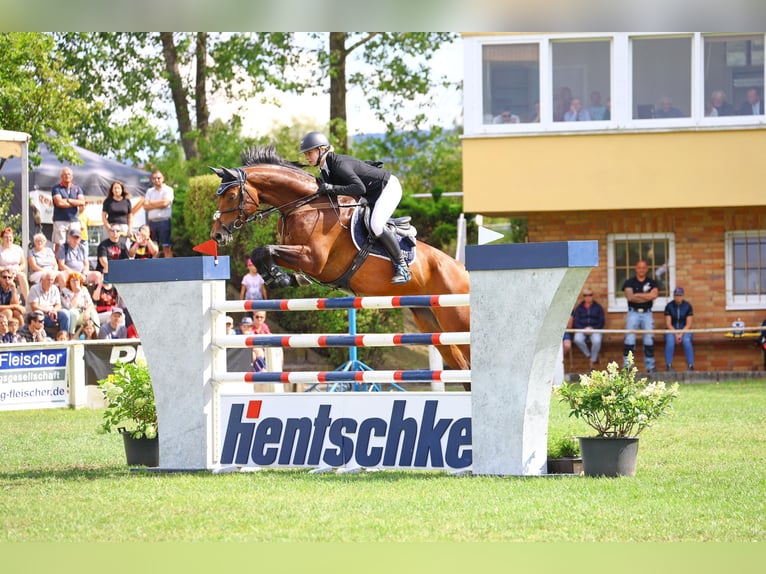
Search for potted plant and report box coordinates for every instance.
[97,359,159,467]
[556,352,679,477]
[546,435,582,475]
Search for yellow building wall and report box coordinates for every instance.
[463,129,766,215]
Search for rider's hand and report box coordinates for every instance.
[317,181,334,195]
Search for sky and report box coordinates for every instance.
[208,35,464,138]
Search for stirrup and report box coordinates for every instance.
[391,264,411,284]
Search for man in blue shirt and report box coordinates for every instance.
[664,286,694,371]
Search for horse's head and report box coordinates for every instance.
[210,166,258,245]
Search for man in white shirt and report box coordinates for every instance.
[143,171,174,258]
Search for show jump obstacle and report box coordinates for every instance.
[108,241,597,475]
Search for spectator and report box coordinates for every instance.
[17,310,51,343]
[664,286,694,372]
[493,106,520,124]
[61,272,99,337]
[6,316,23,343]
[240,258,267,304]
[588,90,608,120]
[569,286,606,369]
[564,97,592,121]
[128,224,159,260]
[57,228,99,287]
[0,227,29,302]
[0,268,26,324]
[0,315,14,343]
[143,171,174,258]
[96,227,130,275]
[26,270,69,334]
[528,100,540,123]
[708,89,734,116]
[102,180,133,238]
[78,318,99,340]
[51,167,85,257]
[235,316,254,335]
[251,311,272,372]
[54,329,70,341]
[98,307,127,339]
[554,86,572,122]
[738,87,762,116]
[655,96,684,118]
[225,316,235,335]
[622,260,659,373]
[92,281,125,325]
[27,233,59,285]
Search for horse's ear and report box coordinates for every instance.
[210,167,224,178]
[222,167,240,180]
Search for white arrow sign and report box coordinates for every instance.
[478,226,505,245]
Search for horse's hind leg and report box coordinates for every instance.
[411,308,471,391]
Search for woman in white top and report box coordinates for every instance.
[60,271,99,335]
[0,227,29,301]
[27,232,59,284]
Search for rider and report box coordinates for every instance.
[299,131,411,284]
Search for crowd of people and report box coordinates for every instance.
[0,167,175,342]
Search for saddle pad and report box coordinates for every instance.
[350,205,416,264]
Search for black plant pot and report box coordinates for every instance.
[120,431,159,467]
[578,437,639,477]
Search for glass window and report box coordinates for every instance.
[704,34,764,117]
[632,36,692,120]
[482,44,540,124]
[552,40,611,122]
[608,233,675,312]
[726,231,766,309]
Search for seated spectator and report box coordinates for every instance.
[77,318,99,340]
[235,316,254,335]
[17,310,51,343]
[0,315,14,343]
[6,316,23,343]
[564,98,592,121]
[493,106,520,124]
[98,307,127,339]
[57,228,100,287]
[128,224,159,260]
[92,281,126,325]
[708,89,734,116]
[225,316,235,335]
[655,96,684,118]
[588,90,608,120]
[26,271,69,334]
[96,227,130,275]
[0,268,26,324]
[61,272,100,337]
[27,232,59,284]
[54,329,70,341]
[664,286,694,372]
[0,227,29,302]
[738,87,762,116]
[570,286,606,368]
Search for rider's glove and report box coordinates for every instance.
[317,181,334,195]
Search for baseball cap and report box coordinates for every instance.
[111,307,124,315]
[240,317,253,325]
[225,316,234,325]
[68,229,81,237]
[673,287,684,296]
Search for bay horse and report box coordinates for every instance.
[209,146,470,374]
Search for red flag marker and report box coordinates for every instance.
[193,240,219,263]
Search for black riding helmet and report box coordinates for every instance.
[299,131,330,153]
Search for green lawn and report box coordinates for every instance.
[1,381,765,543]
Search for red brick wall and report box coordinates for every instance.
[528,207,766,373]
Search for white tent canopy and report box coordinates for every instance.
[0,130,31,251]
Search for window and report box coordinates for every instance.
[552,39,611,122]
[704,34,764,117]
[607,233,675,312]
[482,44,539,124]
[725,231,766,309]
[632,36,692,120]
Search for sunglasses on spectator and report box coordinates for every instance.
[1,275,12,279]
[253,315,265,319]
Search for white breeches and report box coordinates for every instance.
[370,175,402,236]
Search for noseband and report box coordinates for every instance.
[212,168,258,235]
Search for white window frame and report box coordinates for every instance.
[607,232,676,313]
[725,230,766,310]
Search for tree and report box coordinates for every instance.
[0,33,91,168]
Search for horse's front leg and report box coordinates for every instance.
[250,245,324,289]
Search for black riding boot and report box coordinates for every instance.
[376,229,411,284]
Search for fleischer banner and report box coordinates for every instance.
[0,347,68,411]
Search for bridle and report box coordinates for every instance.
[212,167,327,236]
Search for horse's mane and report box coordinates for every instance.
[240,145,307,174]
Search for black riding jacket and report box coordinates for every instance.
[320,152,391,204]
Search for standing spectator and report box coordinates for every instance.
[102,180,133,237]
[26,270,70,334]
[51,167,85,257]
[240,258,267,302]
[664,287,694,372]
[0,268,26,324]
[57,228,99,287]
[128,224,159,260]
[96,227,130,275]
[98,307,127,339]
[0,227,29,302]
[17,310,51,343]
[27,233,59,285]
[61,272,99,336]
[622,260,659,373]
[569,286,606,369]
[143,170,174,258]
